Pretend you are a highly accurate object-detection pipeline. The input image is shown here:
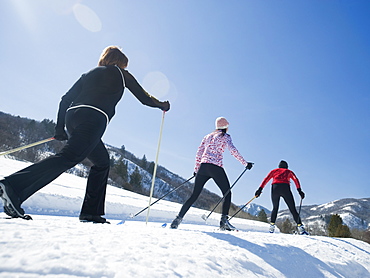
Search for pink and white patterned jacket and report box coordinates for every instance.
[194,130,248,173]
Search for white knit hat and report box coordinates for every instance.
[215,117,229,129]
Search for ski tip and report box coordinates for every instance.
[22,214,33,220]
[161,223,167,228]
[117,220,125,225]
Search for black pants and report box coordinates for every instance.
[270,183,301,225]
[178,163,231,218]
[4,108,109,215]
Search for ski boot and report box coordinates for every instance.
[3,205,18,218]
[170,215,183,229]
[220,215,236,231]
[269,223,276,233]
[79,213,110,224]
[0,181,31,219]
[297,224,309,235]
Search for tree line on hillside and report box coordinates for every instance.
[0,111,254,220]
[272,213,370,243]
[232,205,370,243]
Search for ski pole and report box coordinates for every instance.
[228,196,257,221]
[146,111,166,225]
[0,137,55,157]
[201,167,249,221]
[297,197,303,222]
[131,175,195,218]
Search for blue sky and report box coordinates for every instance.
[1,0,369,210]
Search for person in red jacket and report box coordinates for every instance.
[254,160,309,235]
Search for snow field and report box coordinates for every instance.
[1,156,370,277]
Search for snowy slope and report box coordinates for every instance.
[277,198,370,231]
[1,156,370,278]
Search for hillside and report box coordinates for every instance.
[277,198,370,233]
[0,111,252,219]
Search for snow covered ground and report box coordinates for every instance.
[1,156,370,278]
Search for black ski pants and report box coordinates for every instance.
[270,183,301,225]
[178,163,231,218]
[4,108,110,215]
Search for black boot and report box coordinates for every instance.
[79,213,110,224]
[0,181,25,218]
[170,215,183,229]
[220,215,236,231]
[3,205,18,218]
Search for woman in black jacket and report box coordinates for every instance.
[0,46,170,223]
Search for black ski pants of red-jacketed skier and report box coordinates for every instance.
[178,163,231,218]
[3,108,109,216]
[270,183,302,225]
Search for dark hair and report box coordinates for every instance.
[278,160,288,169]
[216,128,227,137]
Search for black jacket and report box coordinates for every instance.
[56,65,166,130]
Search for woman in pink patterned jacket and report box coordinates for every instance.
[170,117,253,230]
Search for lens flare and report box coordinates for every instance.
[143,71,170,98]
[72,3,102,32]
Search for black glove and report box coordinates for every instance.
[193,172,197,177]
[246,162,254,170]
[161,101,170,112]
[255,187,263,198]
[54,127,68,141]
[297,188,305,199]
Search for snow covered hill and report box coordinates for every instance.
[1,156,370,277]
[243,202,271,216]
[277,198,370,231]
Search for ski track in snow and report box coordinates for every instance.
[1,156,370,278]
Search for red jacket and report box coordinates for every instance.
[259,168,301,189]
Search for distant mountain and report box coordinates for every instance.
[242,202,271,216]
[276,198,370,231]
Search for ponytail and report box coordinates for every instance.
[218,128,227,136]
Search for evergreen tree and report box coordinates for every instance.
[120,145,126,157]
[115,158,128,183]
[328,214,351,237]
[278,218,294,234]
[130,166,143,192]
[336,224,351,238]
[110,157,115,167]
[147,162,155,176]
[140,155,148,170]
[257,209,268,223]
[364,229,370,244]
[41,119,56,135]
[328,214,343,237]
